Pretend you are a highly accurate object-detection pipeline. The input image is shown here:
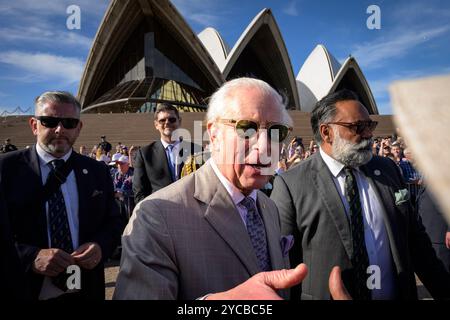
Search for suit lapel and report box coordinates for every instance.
[194,163,260,276]
[21,145,48,244]
[312,153,353,260]
[23,145,42,182]
[360,162,405,272]
[257,193,285,271]
[71,152,90,244]
[154,141,174,182]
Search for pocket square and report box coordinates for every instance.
[280,235,294,257]
[394,188,409,205]
[91,190,103,197]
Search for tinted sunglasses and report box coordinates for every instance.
[35,116,80,129]
[326,120,378,135]
[157,117,178,124]
[218,119,292,142]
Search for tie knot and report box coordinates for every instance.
[50,159,65,171]
[240,196,256,211]
[343,166,354,176]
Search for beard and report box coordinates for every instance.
[331,128,373,168]
[40,135,74,156]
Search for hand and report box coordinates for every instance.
[206,264,308,300]
[445,232,450,249]
[32,248,75,277]
[328,266,352,300]
[72,242,102,270]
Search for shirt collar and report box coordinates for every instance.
[319,147,362,177]
[160,138,181,150]
[209,158,258,206]
[319,147,346,178]
[36,143,72,167]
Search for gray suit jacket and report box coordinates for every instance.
[114,162,289,300]
[271,152,450,300]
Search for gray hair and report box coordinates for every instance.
[206,77,293,126]
[34,91,81,117]
[311,89,360,144]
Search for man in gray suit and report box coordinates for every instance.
[271,89,450,300]
[113,78,349,300]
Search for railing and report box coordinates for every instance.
[0,107,32,117]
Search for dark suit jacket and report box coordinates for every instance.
[0,187,30,300]
[271,152,450,300]
[417,186,450,244]
[133,140,200,203]
[0,145,124,300]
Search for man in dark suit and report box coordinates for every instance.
[271,89,450,300]
[98,135,112,154]
[1,138,18,153]
[0,91,124,300]
[133,103,200,203]
[417,186,450,272]
[0,188,30,300]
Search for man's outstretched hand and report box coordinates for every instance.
[206,264,352,300]
[207,263,308,300]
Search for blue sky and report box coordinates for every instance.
[0,0,449,115]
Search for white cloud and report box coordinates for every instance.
[171,0,226,28]
[368,68,450,114]
[188,13,222,27]
[350,26,450,69]
[0,51,84,85]
[282,1,299,17]
[0,91,10,98]
[0,26,92,49]
[0,0,108,17]
[0,0,106,50]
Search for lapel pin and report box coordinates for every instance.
[374,169,381,176]
[83,169,88,174]
[262,203,266,209]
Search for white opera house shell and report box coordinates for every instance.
[78,0,378,114]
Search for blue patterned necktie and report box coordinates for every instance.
[240,197,271,272]
[166,144,176,181]
[47,159,73,291]
[343,167,371,300]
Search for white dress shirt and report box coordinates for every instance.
[36,143,80,299]
[161,139,182,179]
[210,159,258,227]
[319,148,397,299]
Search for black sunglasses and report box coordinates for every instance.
[157,117,178,124]
[326,120,378,135]
[218,119,292,142]
[35,116,80,129]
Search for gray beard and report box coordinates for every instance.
[332,129,373,168]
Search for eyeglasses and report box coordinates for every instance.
[35,116,80,129]
[326,120,378,135]
[157,117,178,124]
[217,119,292,142]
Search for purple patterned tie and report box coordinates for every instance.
[240,197,271,271]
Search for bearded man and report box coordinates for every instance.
[270,89,450,300]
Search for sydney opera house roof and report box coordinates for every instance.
[296,45,378,114]
[78,0,378,114]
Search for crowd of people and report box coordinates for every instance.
[1,78,449,301]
